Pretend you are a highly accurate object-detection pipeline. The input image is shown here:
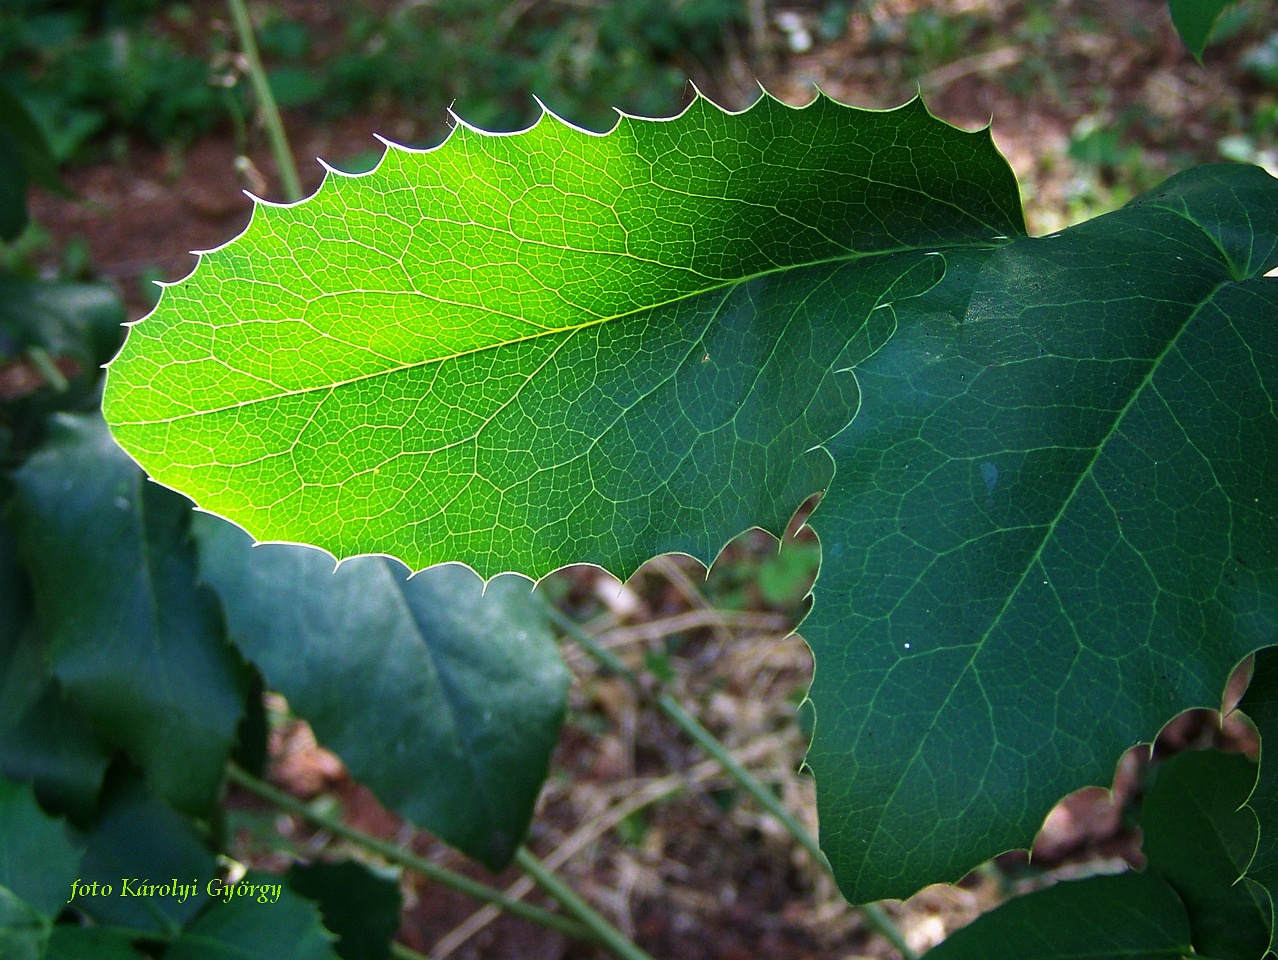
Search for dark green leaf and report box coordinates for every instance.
[0,279,125,369]
[921,872,1192,960]
[44,925,148,960]
[0,774,82,920]
[1168,0,1238,60]
[11,413,245,815]
[0,129,28,243]
[230,667,269,780]
[0,888,47,960]
[195,515,569,870]
[73,774,214,933]
[0,523,110,820]
[166,873,338,960]
[1240,647,1278,952]
[1140,749,1268,959]
[286,861,401,960]
[0,84,64,194]
[805,164,1278,901]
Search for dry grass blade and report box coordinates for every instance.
[596,609,793,649]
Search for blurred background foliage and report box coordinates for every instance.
[0,0,1274,240]
[0,0,744,163]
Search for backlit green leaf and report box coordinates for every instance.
[103,94,1015,577]
[102,95,1278,904]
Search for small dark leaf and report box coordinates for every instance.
[286,860,401,960]
[1140,748,1269,959]
[921,872,1192,960]
[1168,0,1238,61]
[0,83,64,194]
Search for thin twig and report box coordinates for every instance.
[226,0,303,202]
[514,847,657,960]
[224,765,591,943]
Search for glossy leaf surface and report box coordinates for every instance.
[11,413,245,815]
[103,95,1278,902]
[194,515,568,870]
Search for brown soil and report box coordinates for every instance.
[22,0,1277,956]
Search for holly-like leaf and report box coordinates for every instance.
[1140,749,1268,959]
[103,94,1014,577]
[101,95,1278,903]
[11,413,245,815]
[194,514,568,871]
[806,163,1278,901]
[920,872,1192,960]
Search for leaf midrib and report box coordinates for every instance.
[111,239,1005,428]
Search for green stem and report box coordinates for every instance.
[225,0,303,202]
[513,847,656,960]
[547,606,920,960]
[389,942,432,960]
[25,346,68,393]
[224,766,590,943]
